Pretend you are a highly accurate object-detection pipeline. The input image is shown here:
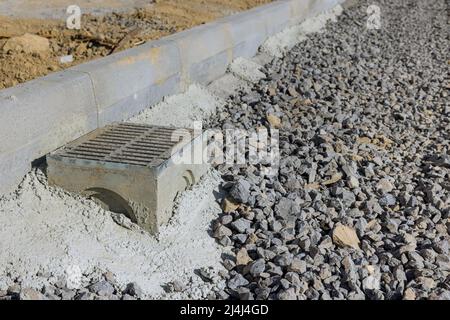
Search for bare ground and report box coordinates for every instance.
[0,0,271,89]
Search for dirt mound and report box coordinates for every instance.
[0,0,271,89]
[3,33,50,54]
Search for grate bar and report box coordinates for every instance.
[56,123,194,167]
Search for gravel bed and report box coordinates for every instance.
[207,0,449,300]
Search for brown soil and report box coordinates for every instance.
[0,0,271,89]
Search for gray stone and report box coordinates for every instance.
[288,259,307,273]
[89,280,115,296]
[230,218,252,233]
[229,179,251,203]
[248,259,266,277]
[277,287,297,300]
[7,284,21,296]
[209,0,449,301]
[379,194,396,206]
[76,292,96,300]
[376,179,395,194]
[274,253,293,267]
[19,288,46,300]
[274,198,297,221]
[214,225,233,238]
[124,282,143,298]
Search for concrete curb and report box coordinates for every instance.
[0,0,343,196]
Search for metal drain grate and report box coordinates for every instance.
[47,122,208,234]
[56,123,193,166]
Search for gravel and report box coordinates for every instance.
[1,273,145,301]
[207,0,449,300]
[124,282,143,298]
[89,280,115,297]
[229,179,252,204]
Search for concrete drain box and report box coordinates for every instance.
[47,122,208,234]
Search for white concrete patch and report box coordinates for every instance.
[0,168,225,299]
[262,4,344,58]
[128,84,224,128]
[208,73,251,99]
[229,57,266,83]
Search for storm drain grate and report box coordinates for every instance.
[56,123,194,167]
[47,122,208,234]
